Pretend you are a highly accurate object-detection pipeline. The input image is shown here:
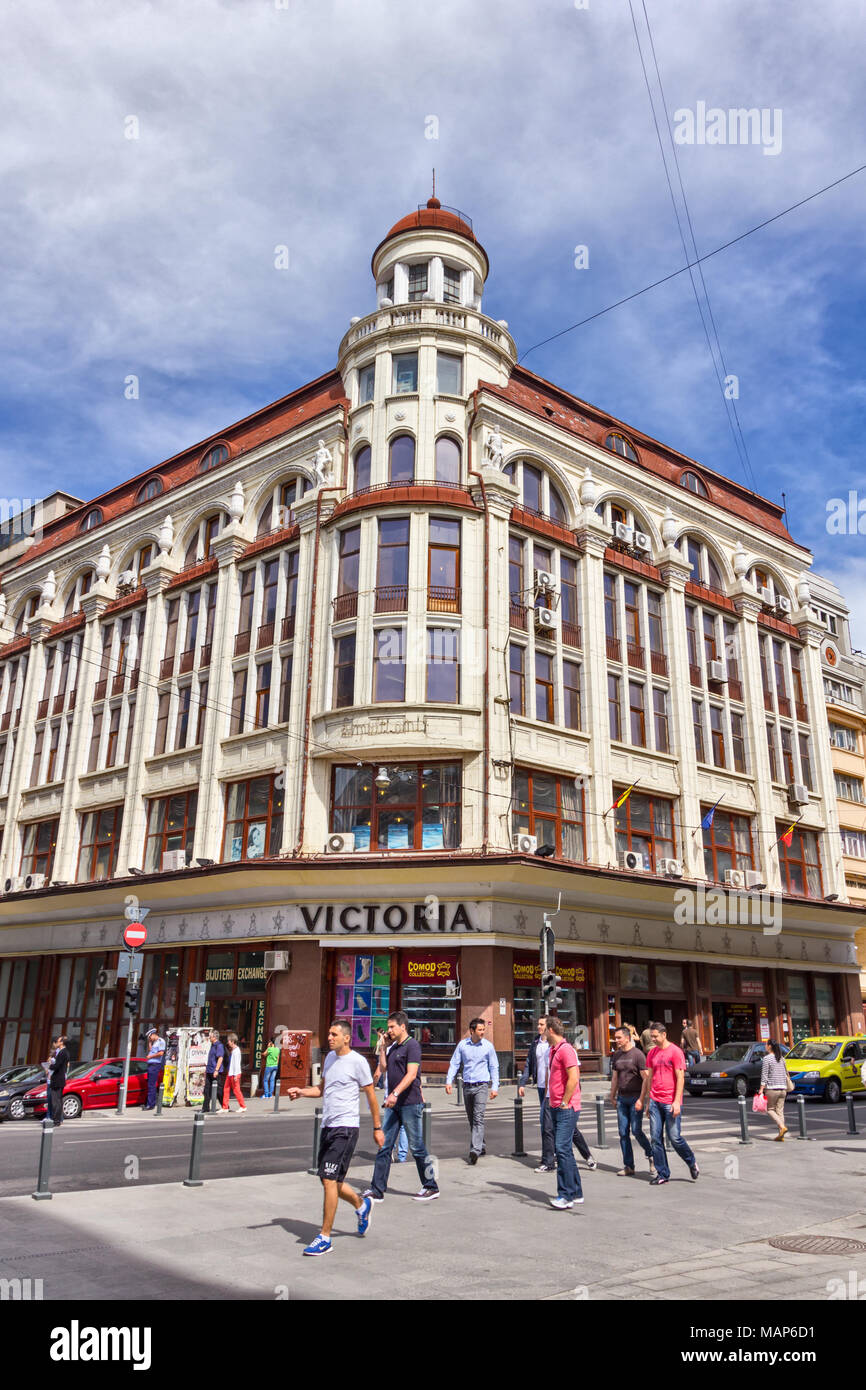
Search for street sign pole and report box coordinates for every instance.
[117,916,148,1115]
[117,968,138,1116]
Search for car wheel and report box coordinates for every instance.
[733,1075,749,1098]
[687,1089,700,1097]
[824,1077,843,1105]
[62,1094,83,1120]
[8,1097,26,1120]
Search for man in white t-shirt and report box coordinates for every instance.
[288,1019,384,1256]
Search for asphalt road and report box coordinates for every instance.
[0,1092,863,1198]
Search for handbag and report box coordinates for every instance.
[752,1093,767,1113]
[785,1072,795,1093]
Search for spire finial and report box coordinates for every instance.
[432,167,435,200]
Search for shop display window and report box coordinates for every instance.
[144,791,197,872]
[814,977,837,1034]
[0,957,41,1067]
[777,826,823,898]
[614,791,675,872]
[330,761,460,852]
[222,775,284,861]
[787,974,812,1042]
[514,988,588,1051]
[334,952,392,1052]
[701,810,754,882]
[655,964,684,993]
[401,952,459,1046]
[512,768,586,861]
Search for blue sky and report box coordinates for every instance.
[2,0,865,636]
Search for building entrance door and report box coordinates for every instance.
[207,1000,259,1083]
[623,999,689,1045]
[712,1001,757,1045]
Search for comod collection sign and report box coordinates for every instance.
[513,952,586,987]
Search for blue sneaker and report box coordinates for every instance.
[303,1235,333,1256]
[356,1196,373,1236]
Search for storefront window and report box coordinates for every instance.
[655,964,684,993]
[787,974,812,1042]
[0,958,41,1066]
[814,977,836,1034]
[330,761,461,851]
[702,810,754,882]
[140,952,182,1024]
[512,768,586,861]
[401,952,459,1046]
[709,967,736,996]
[620,962,650,992]
[204,951,235,997]
[50,954,110,1062]
[513,954,588,1050]
[614,791,675,871]
[222,775,284,861]
[334,952,392,1053]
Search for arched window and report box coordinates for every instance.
[508,460,570,524]
[184,513,227,568]
[256,476,311,536]
[435,436,461,485]
[680,470,709,498]
[548,482,567,525]
[64,571,93,616]
[199,443,229,474]
[137,477,164,503]
[15,594,40,632]
[605,433,638,463]
[681,536,724,592]
[353,446,371,493]
[389,435,415,485]
[594,498,651,544]
[80,508,103,533]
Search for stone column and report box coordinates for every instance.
[658,546,703,879]
[0,616,48,882]
[794,604,845,899]
[732,586,779,891]
[573,510,615,866]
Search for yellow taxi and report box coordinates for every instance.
[784,1036,866,1103]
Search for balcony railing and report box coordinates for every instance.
[333,592,359,622]
[199,644,211,669]
[626,643,645,670]
[427,586,460,614]
[257,621,275,650]
[94,678,108,701]
[728,678,743,702]
[562,621,582,650]
[0,711,9,732]
[777,695,791,718]
[234,630,251,657]
[375,585,409,614]
[36,698,49,720]
[128,669,139,693]
[795,700,808,722]
[281,614,296,643]
[689,663,702,687]
[347,479,468,502]
[649,650,668,677]
[52,693,66,715]
[68,688,77,709]
[112,672,126,696]
[763,691,774,713]
[606,636,622,663]
[509,602,528,631]
[159,656,175,681]
[179,649,195,674]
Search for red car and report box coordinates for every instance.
[24,1057,149,1119]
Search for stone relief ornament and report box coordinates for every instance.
[750,935,759,956]
[664,926,674,946]
[632,922,643,946]
[484,428,505,469]
[579,467,596,508]
[228,482,244,523]
[568,914,579,940]
[158,515,174,555]
[96,545,111,581]
[272,911,285,933]
[598,920,610,940]
[695,929,704,951]
[40,569,56,605]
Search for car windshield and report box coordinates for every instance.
[787,1041,842,1062]
[3,1066,44,1083]
[708,1045,751,1062]
[66,1063,98,1080]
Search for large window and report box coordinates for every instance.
[407,263,428,301]
[835,773,864,803]
[353,445,371,492]
[436,352,463,395]
[429,518,460,611]
[681,537,724,591]
[702,810,755,882]
[505,460,568,523]
[614,791,675,872]
[376,517,410,611]
[513,769,586,861]
[358,363,375,404]
[333,633,356,709]
[223,776,284,861]
[331,762,461,851]
[829,723,858,752]
[77,806,123,882]
[392,353,418,394]
[337,524,361,604]
[389,434,415,483]
[0,958,42,1067]
[144,792,198,872]
[563,660,581,731]
[435,436,461,484]
[372,627,406,702]
[777,825,823,898]
[535,652,554,722]
[20,818,59,880]
[427,628,460,702]
[509,644,525,715]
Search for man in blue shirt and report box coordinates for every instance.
[143,1029,166,1110]
[203,1030,226,1112]
[446,1018,499,1163]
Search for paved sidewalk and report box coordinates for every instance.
[1,1111,864,1300]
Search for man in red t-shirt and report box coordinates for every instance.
[545,1015,584,1209]
[637,1022,699,1186]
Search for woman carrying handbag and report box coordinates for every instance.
[757,1040,791,1140]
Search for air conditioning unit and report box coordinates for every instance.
[724,869,746,890]
[758,586,773,607]
[534,608,558,633]
[24,873,46,891]
[513,833,538,854]
[620,850,647,872]
[707,660,727,682]
[264,951,291,972]
[325,832,355,854]
[658,857,684,878]
[632,532,651,554]
[775,596,792,615]
[613,522,634,545]
[788,782,810,806]
[744,870,766,890]
[161,850,188,872]
[534,569,557,593]
[3,877,24,894]
[96,968,117,991]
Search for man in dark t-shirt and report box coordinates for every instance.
[609,1025,654,1177]
[47,1035,69,1127]
[364,1011,440,1204]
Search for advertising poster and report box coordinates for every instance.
[185,1031,211,1105]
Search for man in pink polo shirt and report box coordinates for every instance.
[637,1021,699,1186]
[545,1015,583,1210]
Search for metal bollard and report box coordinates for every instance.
[594,1094,607,1149]
[456,1076,463,1107]
[32,1117,55,1201]
[155,1084,164,1117]
[795,1094,808,1140]
[308,1106,322,1174]
[272,1085,280,1114]
[183,1110,206,1187]
[512,1095,526,1156]
[422,1101,432,1152]
[846,1094,858,1135]
[210,1084,219,1114]
[737,1094,753,1145]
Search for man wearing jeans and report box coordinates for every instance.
[364,1011,439,1203]
[518,1016,555,1173]
[609,1025,654,1177]
[445,1018,499,1163]
[639,1022,699,1186]
[546,1015,583,1209]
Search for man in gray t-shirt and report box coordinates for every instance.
[288,1020,383,1256]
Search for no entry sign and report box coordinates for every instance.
[123,922,148,950]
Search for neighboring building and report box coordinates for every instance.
[808,572,866,1004]
[0,199,862,1081]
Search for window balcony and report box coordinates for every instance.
[257,621,275,650]
[36,698,49,720]
[52,693,66,715]
[0,711,9,732]
[112,672,126,696]
[626,643,645,670]
[562,621,582,650]
[427,586,460,614]
[509,602,528,631]
[689,663,702,687]
[728,677,743,702]
[179,649,195,675]
[159,656,175,681]
[234,631,251,657]
[777,695,791,718]
[128,669,139,693]
[375,585,409,614]
[281,614,296,643]
[795,700,808,722]
[94,678,108,701]
[763,691,774,713]
[68,688,77,709]
[606,636,622,663]
[333,592,359,622]
[649,650,668,678]
[199,645,211,669]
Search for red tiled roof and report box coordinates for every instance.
[372,199,488,275]
[482,366,806,550]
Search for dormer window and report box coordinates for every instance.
[199,443,229,474]
[80,508,103,533]
[443,265,461,304]
[605,433,638,463]
[680,471,709,498]
[137,476,164,503]
[407,264,428,302]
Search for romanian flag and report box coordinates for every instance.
[780,820,798,848]
[701,796,725,832]
[609,782,638,814]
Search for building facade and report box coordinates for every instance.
[0,199,863,1080]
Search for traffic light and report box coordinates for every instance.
[541,970,563,1011]
[124,985,140,1016]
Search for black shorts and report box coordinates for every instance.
[317,1126,359,1182]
